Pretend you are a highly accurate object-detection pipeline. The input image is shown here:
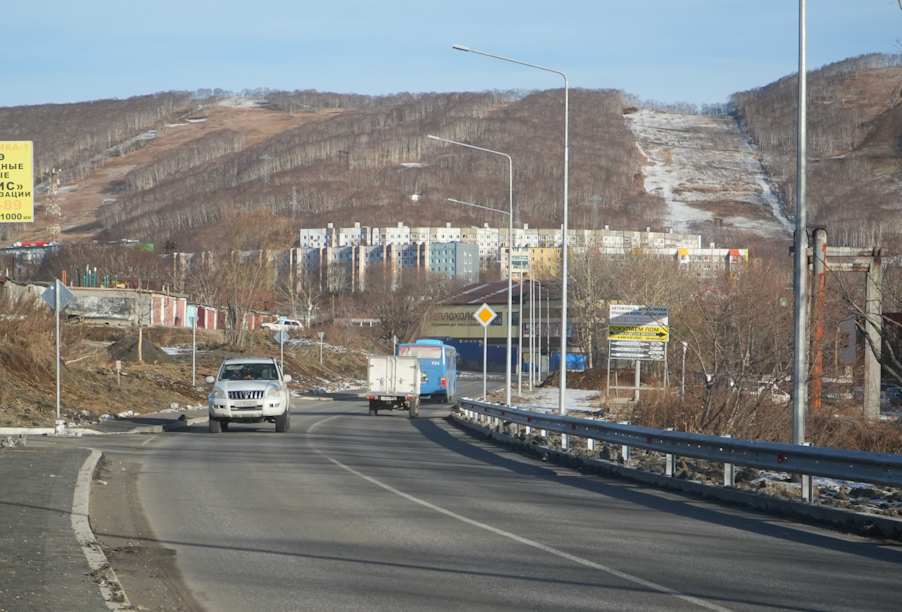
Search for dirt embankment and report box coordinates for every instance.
[0,322,367,428]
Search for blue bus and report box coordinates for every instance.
[398,339,458,403]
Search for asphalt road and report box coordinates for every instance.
[96,380,902,611]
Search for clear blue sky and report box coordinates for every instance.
[5,0,901,108]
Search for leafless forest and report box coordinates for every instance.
[90,88,661,251]
[732,53,902,247]
[0,91,196,241]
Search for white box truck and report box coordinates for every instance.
[361,355,421,418]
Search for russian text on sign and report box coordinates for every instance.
[0,141,34,224]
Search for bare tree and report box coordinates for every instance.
[185,251,277,347]
[364,267,451,344]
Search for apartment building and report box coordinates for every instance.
[294,222,738,286]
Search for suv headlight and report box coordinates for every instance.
[265,385,281,398]
[210,387,226,400]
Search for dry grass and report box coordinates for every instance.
[617,386,902,454]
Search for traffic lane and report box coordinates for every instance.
[308,401,902,612]
[130,399,711,611]
[138,403,708,612]
[298,401,726,611]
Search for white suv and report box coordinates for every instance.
[206,357,293,433]
[260,319,303,331]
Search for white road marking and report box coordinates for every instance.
[308,423,733,612]
[307,414,344,433]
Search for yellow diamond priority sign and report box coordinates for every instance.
[474,304,498,327]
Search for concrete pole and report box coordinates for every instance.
[791,0,809,446]
[811,229,827,411]
[864,250,883,421]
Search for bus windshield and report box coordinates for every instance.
[400,346,442,360]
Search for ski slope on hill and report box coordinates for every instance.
[627,109,793,239]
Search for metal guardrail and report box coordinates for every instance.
[458,398,902,490]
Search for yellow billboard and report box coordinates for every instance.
[0,141,34,223]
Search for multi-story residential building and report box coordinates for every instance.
[677,245,748,277]
[372,222,412,246]
[429,223,463,244]
[427,242,479,284]
[294,222,736,286]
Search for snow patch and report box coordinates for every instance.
[627,110,792,238]
[217,97,267,109]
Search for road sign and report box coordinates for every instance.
[473,303,498,328]
[609,304,669,326]
[0,141,34,223]
[609,324,669,341]
[274,330,290,344]
[41,280,74,311]
[609,339,666,361]
[609,304,669,341]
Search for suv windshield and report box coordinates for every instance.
[220,363,278,381]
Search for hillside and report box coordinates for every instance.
[7,89,661,252]
[13,98,344,244]
[732,53,902,247]
[627,109,792,241]
[3,53,902,254]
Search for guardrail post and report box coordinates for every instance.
[665,428,675,476]
[525,426,532,435]
[587,438,595,452]
[723,434,734,488]
[619,421,630,464]
[562,434,569,450]
[801,442,813,502]
[541,429,547,437]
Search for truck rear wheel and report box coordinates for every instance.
[369,399,379,416]
[409,399,419,419]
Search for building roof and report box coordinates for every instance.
[440,281,556,306]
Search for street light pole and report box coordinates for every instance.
[518,279,524,397]
[452,44,569,416]
[429,134,514,407]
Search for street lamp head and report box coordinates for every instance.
[427,135,442,142]
[452,44,471,52]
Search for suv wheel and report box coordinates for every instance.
[209,418,222,433]
[275,408,289,432]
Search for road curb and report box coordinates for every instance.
[297,396,334,402]
[73,449,132,611]
[0,415,209,437]
[449,412,902,541]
